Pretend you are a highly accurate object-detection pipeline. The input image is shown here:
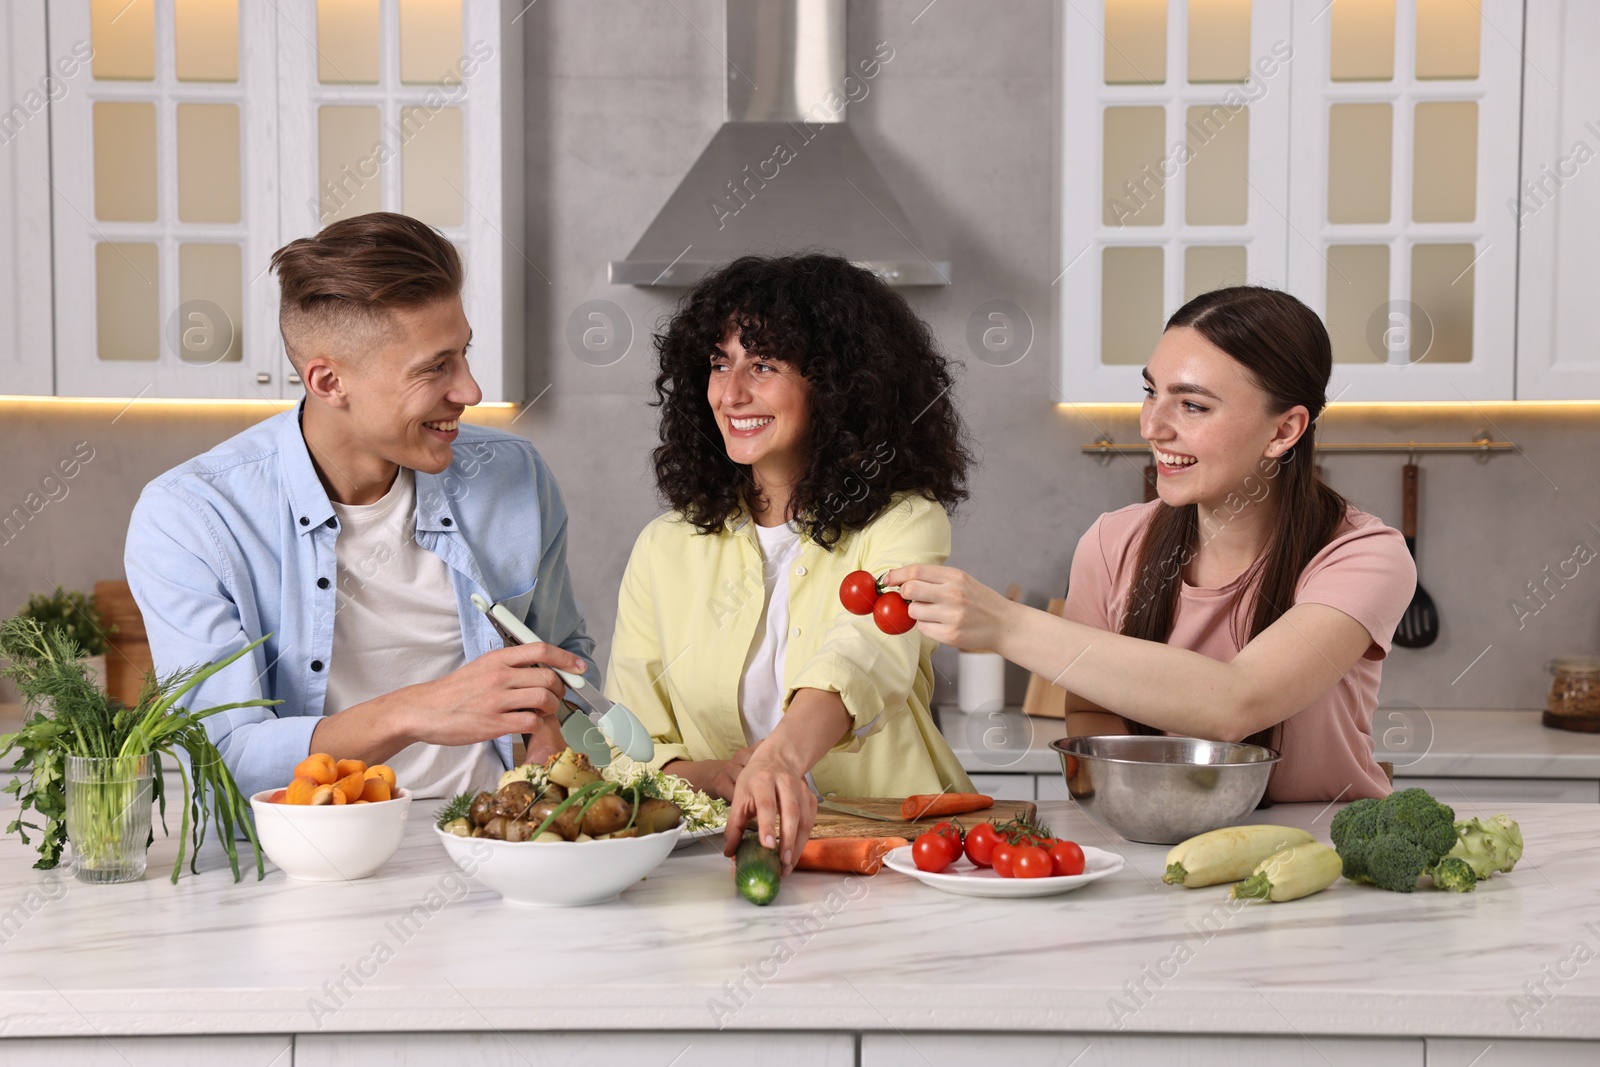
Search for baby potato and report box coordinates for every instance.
[635,798,683,835]
[528,798,582,841]
[469,791,495,827]
[491,780,538,820]
[579,793,632,837]
[547,747,602,789]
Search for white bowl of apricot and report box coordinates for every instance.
[249,754,411,881]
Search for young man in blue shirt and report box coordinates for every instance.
[126,213,593,801]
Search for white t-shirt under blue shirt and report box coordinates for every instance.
[323,469,505,798]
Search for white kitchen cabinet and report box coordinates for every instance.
[1514,0,1600,399]
[1060,0,1527,402]
[969,772,1038,802]
[1396,775,1600,805]
[42,0,523,402]
[863,1032,1424,1067]
[1427,1038,1600,1065]
[0,0,55,396]
[0,1035,292,1066]
[295,1031,857,1066]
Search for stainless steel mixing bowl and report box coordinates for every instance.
[1051,735,1280,844]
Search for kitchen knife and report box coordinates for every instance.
[469,593,655,764]
[817,799,907,822]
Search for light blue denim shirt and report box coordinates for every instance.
[124,403,598,802]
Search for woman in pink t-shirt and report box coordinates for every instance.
[886,287,1416,802]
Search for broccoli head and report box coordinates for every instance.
[1329,788,1460,892]
[1448,814,1523,879]
[1429,856,1478,892]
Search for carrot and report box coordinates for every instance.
[796,837,909,875]
[900,793,993,821]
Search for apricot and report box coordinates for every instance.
[309,784,340,805]
[363,764,397,788]
[335,758,367,779]
[294,753,338,786]
[284,776,320,805]
[267,788,288,805]
[360,777,392,803]
[334,771,366,805]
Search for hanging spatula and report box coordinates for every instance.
[1393,461,1439,649]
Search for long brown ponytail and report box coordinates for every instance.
[1119,287,1349,753]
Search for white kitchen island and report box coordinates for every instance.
[1,796,1597,1067]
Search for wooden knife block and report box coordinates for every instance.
[1020,597,1068,719]
[94,580,152,707]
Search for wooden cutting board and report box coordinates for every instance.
[810,796,1037,840]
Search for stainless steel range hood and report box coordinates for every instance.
[608,0,949,288]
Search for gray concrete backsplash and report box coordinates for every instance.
[3,1,1595,717]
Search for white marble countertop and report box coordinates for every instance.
[1,796,1596,1042]
[939,707,1600,780]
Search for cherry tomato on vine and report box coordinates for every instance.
[1012,846,1054,879]
[964,823,999,867]
[873,591,916,635]
[1049,840,1086,877]
[839,570,880,616]
[991,842,1018,878]
[912,831,957,873]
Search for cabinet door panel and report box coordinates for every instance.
[968,772,1037,802]
[296,1031,855,1067]
[1515,0,1600,399]
[0,1035,291,1066]
[863,1032,1424,1067]
[1398,776,1599,804]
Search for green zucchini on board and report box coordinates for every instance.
[735,833,783,906]
[1230,843,1343,903]
[1163,824,1316,888]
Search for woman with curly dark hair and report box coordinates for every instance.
[603,254,975,870]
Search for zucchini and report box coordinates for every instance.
[1229,843,1342,902]
[734,833,783,906]
[1163,824,1316,887]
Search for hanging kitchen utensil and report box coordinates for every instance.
[1393,461,1439,649]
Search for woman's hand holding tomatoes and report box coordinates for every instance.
[877,565,1021,651]
[839,570,919,636]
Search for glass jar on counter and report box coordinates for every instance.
[1545,657,1600,725]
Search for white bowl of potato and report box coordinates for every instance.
[433,749,686,906]
[434,822,682,906]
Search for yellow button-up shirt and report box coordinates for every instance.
[604,492,973,798]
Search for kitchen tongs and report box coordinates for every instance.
[469,593,655,767]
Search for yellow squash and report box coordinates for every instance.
[1163,824,1317,888]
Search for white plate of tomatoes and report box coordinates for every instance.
[882,823,1124,898]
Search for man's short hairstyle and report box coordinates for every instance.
[270,212,464,370]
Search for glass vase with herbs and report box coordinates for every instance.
[0,615,276,884]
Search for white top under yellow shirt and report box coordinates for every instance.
[605,492,973,798]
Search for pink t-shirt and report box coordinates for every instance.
[1065,501,1417,803]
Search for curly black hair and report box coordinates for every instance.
[651,253,972,548]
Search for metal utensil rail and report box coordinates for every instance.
[1082,432,1515,462]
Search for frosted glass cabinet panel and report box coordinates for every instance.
[45,0,524,401]
[279,0,523,401]
[1061,1,1291,402]
[1063,0,1523,402]
[1286,0,1520,401]
[53,1,276,397]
